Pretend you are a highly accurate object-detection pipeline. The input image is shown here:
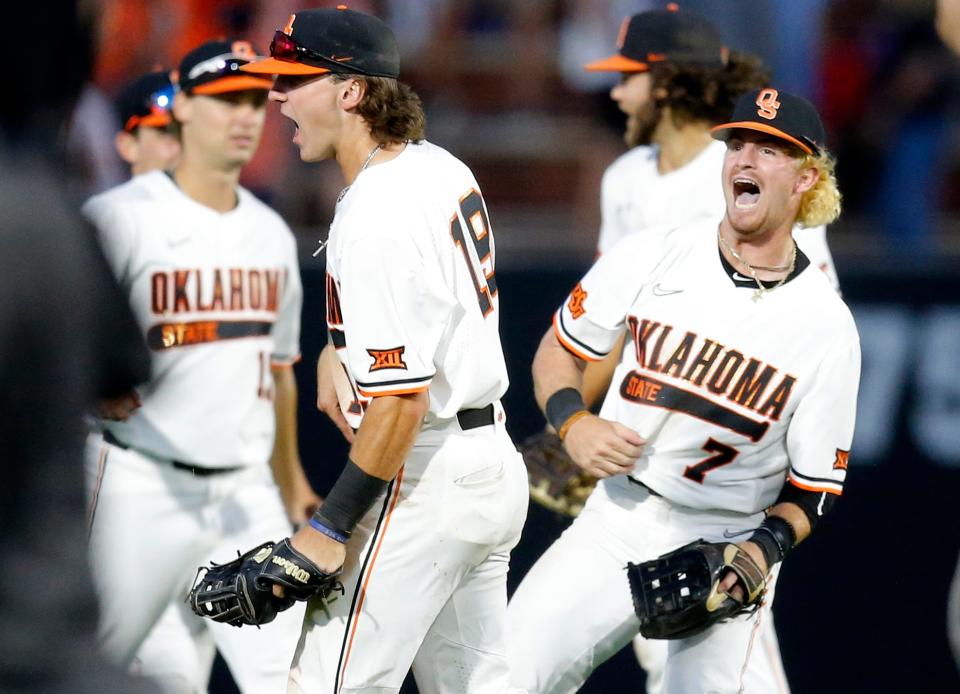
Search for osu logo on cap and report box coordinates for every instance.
[367,346,407,372]
[755,88,781,120]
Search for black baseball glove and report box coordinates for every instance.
[626,540,767,640]
[188,539,342,628]
[520,430,597,517]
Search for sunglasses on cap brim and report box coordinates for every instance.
[124,84,176,132]
[268,31,376,75]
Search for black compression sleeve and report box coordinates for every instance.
[311,460,390,542]
[776,483,838,531]
[545,388,587,432]
[749,516,797,567]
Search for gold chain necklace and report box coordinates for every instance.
[718,229,797,301]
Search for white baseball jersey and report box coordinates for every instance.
[597,139,840,290]
[293,140,528,693]
[325,140,508,428]
[83,170,302,467]
[555,218,860,514]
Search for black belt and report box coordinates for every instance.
[456,404,495,430]
[628,476,663,497]
[102,431,242,476]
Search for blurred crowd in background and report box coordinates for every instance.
[69,0,960,265]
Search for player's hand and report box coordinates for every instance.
[718,540,768,603]
[273,523,347,598]
[562,414,646,478]
[278,476,322,527]
[95,390,141,421]
[316,346,356,444]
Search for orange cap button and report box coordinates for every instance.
[337,4,348,9]
[667,3,679,11]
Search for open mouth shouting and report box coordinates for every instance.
[733,177,761,209]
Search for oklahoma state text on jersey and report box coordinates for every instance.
[554,218,861,514]
[82,170,302,468]
[150,267,287,315]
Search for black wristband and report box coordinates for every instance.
[545,387,587,432]
[749,516,797,567]
[312,460,390,541]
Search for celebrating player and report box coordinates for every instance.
[583,6,840,403]
[522,8,840,690]
[83,40,316,692]
[192,7,530,692]
[507,88,860,693]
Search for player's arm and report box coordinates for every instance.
[270,364,321,526]
[535,252,650,478]
[938,0,960,54]
[316,341,355,443]
[723,332,860,599]
[287,225,443,575]
[580,330,626,409]
[720,500,813,600]
[533,329,644,478]
[288,389,427,574]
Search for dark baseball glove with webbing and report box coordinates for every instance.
[520,430,597,517]
[626,540,767,640]
[187,539,342,628]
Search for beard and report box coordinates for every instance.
[623,99,660,148]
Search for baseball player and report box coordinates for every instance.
[113,70,181,177]
[506,89,860,693]
[525,9,840,691]
[582,6,840,407]
[83,40,316,693]
[239,7,529,692]
[586,8,818,691]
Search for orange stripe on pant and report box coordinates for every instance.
[738,605,765,690]
[86,445,109,539]
[336,466,405,692]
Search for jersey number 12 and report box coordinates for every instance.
[450,189,498,317]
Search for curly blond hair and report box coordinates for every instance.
[796,150,842,228]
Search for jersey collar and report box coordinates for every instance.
[718,244,810,289]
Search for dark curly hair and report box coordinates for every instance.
[333,75,425,145]
[651,51,771,128]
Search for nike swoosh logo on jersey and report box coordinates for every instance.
[168,236,191,248]
[722,528,752,539]
[652,284,683,296]
[732,272,754,282]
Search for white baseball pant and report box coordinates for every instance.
[85,433,305,693]
[288,412,529,694]
[506,473,787,694]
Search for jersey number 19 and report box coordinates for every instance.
[450,189,498,317]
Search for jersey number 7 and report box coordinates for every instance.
[450,189,498,317]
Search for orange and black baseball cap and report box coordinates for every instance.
[117,70,175,133]
[177,39,274,95]
[241,6,400,78]
[584,4,726,73]
[711,88,826,156]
